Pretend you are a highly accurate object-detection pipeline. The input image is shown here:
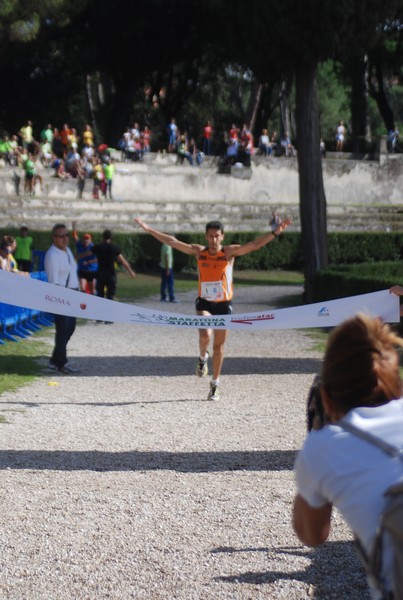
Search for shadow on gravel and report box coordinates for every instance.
[0,449,296,472]
[33,355,321,377]
[214,541,370,598]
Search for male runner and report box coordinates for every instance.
[134,216,291,400]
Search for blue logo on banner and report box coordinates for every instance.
[318,306,330,317]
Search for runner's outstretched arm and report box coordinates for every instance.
[134,217,201,256]
[228,217,292,258]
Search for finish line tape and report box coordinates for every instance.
[0,269,399,331]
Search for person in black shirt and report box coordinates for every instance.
[93,229,136,300]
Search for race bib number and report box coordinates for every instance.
[201,280,224,301]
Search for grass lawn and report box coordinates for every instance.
[115,269,305,301]
[0,269,315,404]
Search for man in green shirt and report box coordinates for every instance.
[14,226,33,272]
[160,243,176,302]
[103,160,115,199]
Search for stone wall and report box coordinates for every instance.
[0,152,402,233]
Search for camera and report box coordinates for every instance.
[306,375,329,431]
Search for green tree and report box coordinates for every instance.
[206,0,402,300]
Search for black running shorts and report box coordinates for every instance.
[195,297,233,315]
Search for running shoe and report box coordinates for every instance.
[207,383,220,401]
[196,352,209,377]
[59,363,80,374]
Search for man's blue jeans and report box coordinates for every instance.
[160,268,175,301]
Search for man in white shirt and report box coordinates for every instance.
[44,223,80,374]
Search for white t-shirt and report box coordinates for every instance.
[44,244,79,289]
[295,399,403,597]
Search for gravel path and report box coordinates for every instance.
[0,285,370,599]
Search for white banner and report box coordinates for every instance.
[0,269,399,330]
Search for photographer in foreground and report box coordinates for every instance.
[293,314,403,599]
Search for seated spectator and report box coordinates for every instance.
[387,126,400,153]
[280,131,295,157]
[0,136,14,165]
[124,134,142,161]
[229,124,239,142]
[177,135,193,165]
[258,129,272,156]
[67,128,79,152]
[270,131,279,155]
[0,235,15,271]
[82,154,94,179]
[225,138,239,165]
[131,122,141,141]
[9,236,27,272]
[9,135,19,165]
[81,143,95,162]
[65,145,81,177]
[188,138,204,166]
[39,140,53,168]
[51,157,70,180]
[240,124,254,155]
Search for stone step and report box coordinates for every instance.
[1,151,402,233]
[1,192,402,233]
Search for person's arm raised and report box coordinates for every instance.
[227,217,292,258]
[134,217,201,256]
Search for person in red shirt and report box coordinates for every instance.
[141,126,151,153]
[60,123,72,156]
[203,121,213,155]
[229,123,239,142]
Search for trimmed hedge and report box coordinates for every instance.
[312,261,403,302]
[4,228,403,276]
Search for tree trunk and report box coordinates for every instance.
[367,58,395,132]
[280,80,292,136]
[350,56,369,153]
[295,60,328,302]
[245,80,263,134]
[102,79,136,145]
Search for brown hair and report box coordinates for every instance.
[1,235,15,249]
[322,313,403,413]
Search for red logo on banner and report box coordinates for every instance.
[80,303,87,310]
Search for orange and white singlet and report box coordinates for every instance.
[197,248,233,302]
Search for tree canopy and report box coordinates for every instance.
[1,0,402,299]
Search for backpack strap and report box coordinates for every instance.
[338,418,403,599]
[338,419,403,461]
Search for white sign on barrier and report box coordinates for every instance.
[0,269,399,331]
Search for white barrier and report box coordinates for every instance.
[0,270,399,331]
